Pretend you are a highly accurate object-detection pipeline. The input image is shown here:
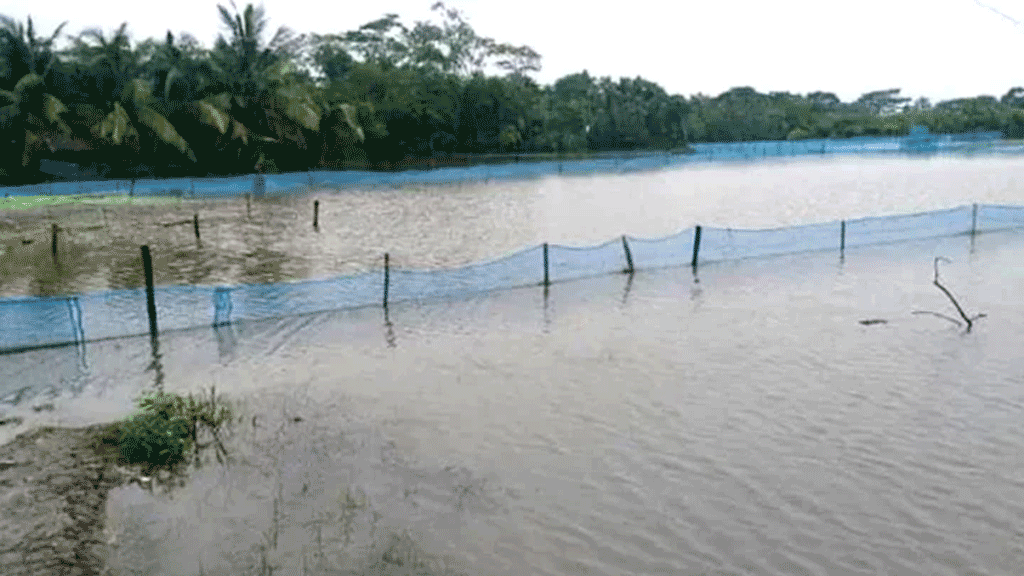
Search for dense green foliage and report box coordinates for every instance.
[113,387,236,471]
[117,409,193,468]
[1,4,1022,185]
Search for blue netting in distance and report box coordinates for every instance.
[225,272,382,323]
[388,246,545,304]
[845,206,971,247]
[132,177,194,196]
[624,228,696,270]
[977,204,1024,233]
[3,183,50,197]
[188,176,252,197]
[264,173,315,194]
[0,296,82,352]
[549,238,631,282]
[699,220,842,263]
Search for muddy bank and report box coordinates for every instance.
[0,423,128,576]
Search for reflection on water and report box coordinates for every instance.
[2,153,1024,298]
[1,228,1023,575]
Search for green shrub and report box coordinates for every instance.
[118,387,235,470]
[118,410,192,468]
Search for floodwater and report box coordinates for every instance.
[1,151,1024,575]
[0,152,1022,297]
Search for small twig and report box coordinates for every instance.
[911,310,962,327]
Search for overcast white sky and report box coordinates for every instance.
[2,0,1023,103]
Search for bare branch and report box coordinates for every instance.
[924,257,984,332]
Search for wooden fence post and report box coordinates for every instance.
[622,236,634,274]
[193,213,201,241]
[691,226,702,269]
[141,245,158,338]
[971,203,978,237]
[383,252,390,309]
[543,243,550,286]
[313,200,319,229]
[840,220,846,255]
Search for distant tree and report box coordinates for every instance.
[854,88,910,115]
[1001,87,1024,108]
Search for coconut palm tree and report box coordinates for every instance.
[0,14,68,88]
[63,23,198,170]
[207,2,330,171]
[0,15,76,176]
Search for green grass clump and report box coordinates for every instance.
[118,409,193,468]
[116,386,235,471]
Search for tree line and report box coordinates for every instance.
[2,2,1023,185]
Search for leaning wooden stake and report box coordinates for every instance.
[912,257,986,332]
[193,213,201,241]
[621,235,634,274]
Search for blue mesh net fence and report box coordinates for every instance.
[2,202,1021,353]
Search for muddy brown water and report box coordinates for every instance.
[1,153,1023,299]
[2,153,1024,575]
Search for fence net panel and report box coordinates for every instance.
[845,206,972,247]
[77,289,154,342]
[225,272,383,323]
[0,297,82,351]
[623,228,696,270]
[977,204,1024,232]
[389,246,545,304]
[700,221,842,263]
[549,238,631,282]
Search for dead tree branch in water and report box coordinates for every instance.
[912,257,987,332]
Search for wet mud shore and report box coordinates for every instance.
[0,423,129,576]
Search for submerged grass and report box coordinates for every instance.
[96,385,236,477]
